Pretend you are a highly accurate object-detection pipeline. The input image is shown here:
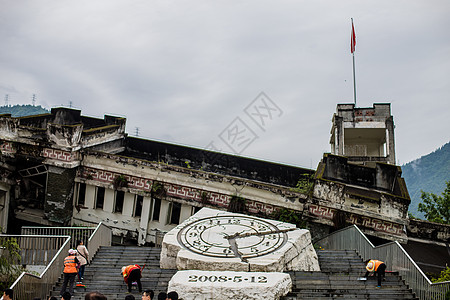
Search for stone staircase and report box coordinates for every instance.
[281,250,419,299]
[50,246,177,300]
[50,247,419,299]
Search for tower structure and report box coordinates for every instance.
[330,103,396,165]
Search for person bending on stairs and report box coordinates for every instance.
[121,264,143,293]
[364,259,386,287]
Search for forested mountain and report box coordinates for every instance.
[402,141,450,218]
[0,104,49,117]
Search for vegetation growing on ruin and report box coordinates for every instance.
[291,173,314,194]
[200,191,210,205]
[113,175,129,189]
[228,194,247,213]
[151,181,166,199]
[270,208,308,228]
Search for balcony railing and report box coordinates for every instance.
[3,222,111,300]
[315,225,450,300]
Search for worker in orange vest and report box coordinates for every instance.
[60,249,80,296]
[121,264,142,293]
[364,259,386,288]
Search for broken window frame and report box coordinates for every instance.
[77,183,86,206]
[95,186,105,209]
[151,197,161,221]
[134,195,143,217]
[114,190,125,213]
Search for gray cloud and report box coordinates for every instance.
[1,0,449,167]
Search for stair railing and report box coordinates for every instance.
[4,222,111,300]
[86,222,112,262]
[21,225,97,249]
[2,235,71,300]
[315,225,450,300]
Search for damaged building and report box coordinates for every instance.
[0,104,448,260]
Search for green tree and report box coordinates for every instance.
[432,266,450,283]
[0,236,24,290]
[417,181,450,224]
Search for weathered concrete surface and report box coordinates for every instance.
[168,270,292,300]
[160,208,320,272]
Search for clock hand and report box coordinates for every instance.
[224,227,297,240]
[226,235,247,263]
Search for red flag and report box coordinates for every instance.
[351,22,356,53]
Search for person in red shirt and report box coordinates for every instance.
[60,249,79,296]
[364,259,386,288]
[121,264,143,293]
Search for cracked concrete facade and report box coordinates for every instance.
[0,105,444,249]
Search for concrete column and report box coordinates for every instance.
[85,185,96,209]
[138,196,151,245]
[122,192,134,217]
[337,117,344,156]
[0,183,10,233]
[386,117,396,164]
[103,188,114,213]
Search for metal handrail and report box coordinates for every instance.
[315,225,450,300]
[3,235,71,300]
[5,222,111,300]
[21,225,97,248]
[0,235,70,266]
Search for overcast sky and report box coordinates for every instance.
[1,0,449,169]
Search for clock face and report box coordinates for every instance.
[177,215,288,259]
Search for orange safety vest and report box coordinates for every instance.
[123,265,141,283]
[366,259,384,272]
[64,256,78,274]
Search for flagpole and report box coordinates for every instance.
[351,18,357,105]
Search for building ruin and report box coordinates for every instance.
[0,105,448,259]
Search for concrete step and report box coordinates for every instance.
[283,250,418,300]
[51,245,175,299]
[50,247,418,300]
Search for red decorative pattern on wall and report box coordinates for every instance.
[80,167,276,215]
[166,184,201,200]
[309,204,403,236]
[350,215,403,235]
[81,168,152,191]
[309,204,334,220]
[0,141,15,153]
[209,193,231,209]
[130,177,152,191]
[43,148,74,162]
[247,201,275,215]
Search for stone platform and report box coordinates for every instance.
[160,208,320,272]
[168,270,292,300]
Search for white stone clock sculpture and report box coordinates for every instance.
[160,207,320,299]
